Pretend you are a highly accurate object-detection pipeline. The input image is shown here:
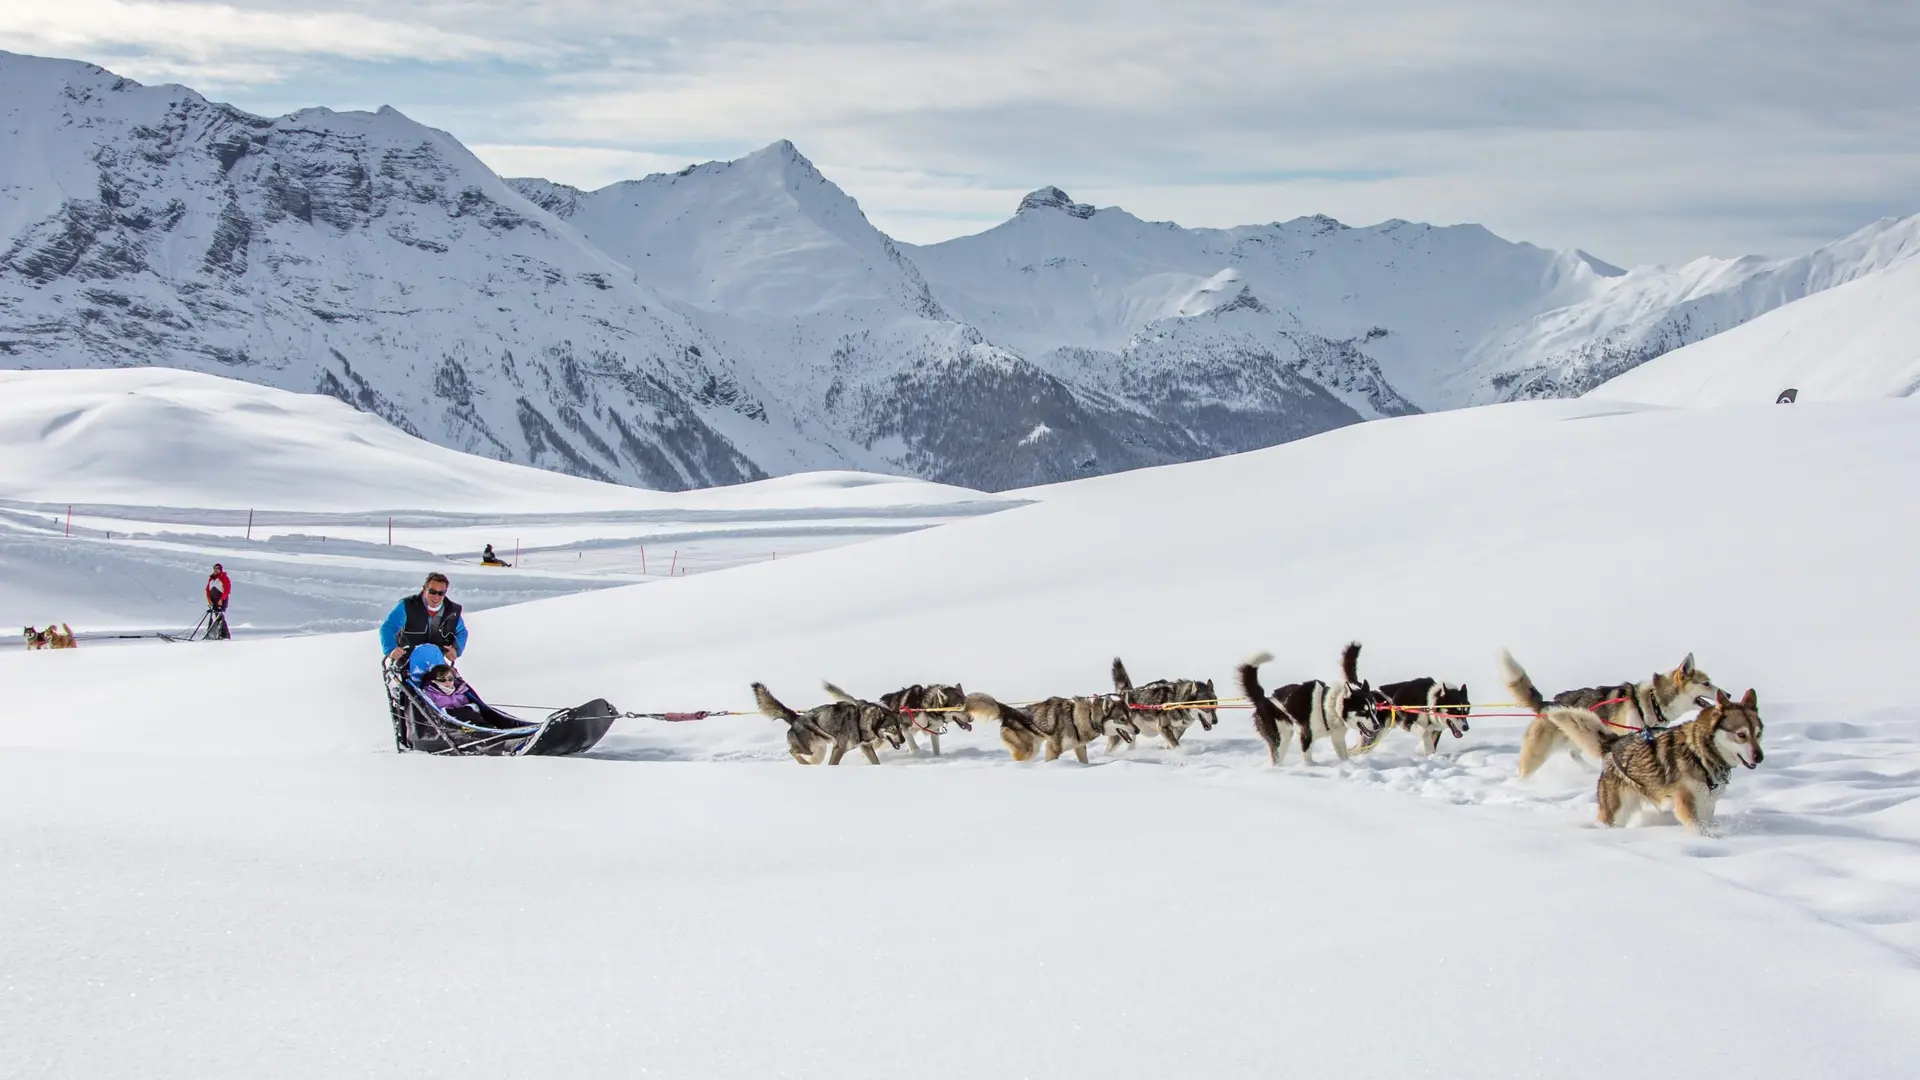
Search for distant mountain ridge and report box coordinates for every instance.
[5,49,1915,491]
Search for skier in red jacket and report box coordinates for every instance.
[204,564,232,640]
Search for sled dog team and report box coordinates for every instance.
[753,642,1766,834]
[22,624,78,650]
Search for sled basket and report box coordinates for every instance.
[383,659,616,757]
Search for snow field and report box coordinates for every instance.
[3,396,1918,1077]
[0,369,1015,636]
[1591,253,1920,405]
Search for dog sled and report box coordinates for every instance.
[160,606,230,643]
[383,657,617,756]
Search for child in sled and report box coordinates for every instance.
[408,645,521,729]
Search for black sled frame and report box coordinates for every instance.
[383,660,616,757]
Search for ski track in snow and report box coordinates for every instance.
[585,699,1920,961]
[0,497,1009,637]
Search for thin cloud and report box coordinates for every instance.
[0,0,538,82]
[2,0,1914,263]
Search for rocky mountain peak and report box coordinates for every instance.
[1017,187,1096,219]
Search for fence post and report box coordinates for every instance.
[514,540,519,568]
[65,506,71,537]
[640,546,647,575]
[669,550,678,576]
[246,509,253,540]
[387,516,392,545]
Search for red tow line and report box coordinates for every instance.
[1586,697,1644,731]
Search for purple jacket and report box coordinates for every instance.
[421,680,477,710]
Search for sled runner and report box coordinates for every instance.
[383,658,616,756]
[159,606,229,642]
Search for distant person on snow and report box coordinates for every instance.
[204,563,232,640]
[482,544,503,565]
[381,572,467,667]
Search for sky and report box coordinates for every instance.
[3,0,1916,266]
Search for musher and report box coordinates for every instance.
[205,563,232,640]
[381,572,468,667]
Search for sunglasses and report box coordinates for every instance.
[425,588,446,597]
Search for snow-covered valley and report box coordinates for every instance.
[3,376,1918,1077]
[0,368,1015,636]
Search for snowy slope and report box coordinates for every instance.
[0,366,1014,633]
[5,398,1920,1076]
[1450,214,1920,405]
[0,51,781,490]
[0,365,687,511]
[1588,254,1920,405]
[0,366,1009,512]
[3,397,1919,1077]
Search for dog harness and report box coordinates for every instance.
[1635,678,1672,744]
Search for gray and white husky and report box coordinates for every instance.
[1110,657,1218,750]
[965,692,1137,763]
[752,682,908,765]
[1501,651,1718,777]
[877,683,971,756]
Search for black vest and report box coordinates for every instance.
[397,594,463,652]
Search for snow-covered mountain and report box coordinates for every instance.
[1587,254,1920,406]
[907,189,1920,416]
[509,148,1211,489]
[907,190,1620,426]
[1449,214,1920,405]
[0,51,775,491]
[6,49,1917,492]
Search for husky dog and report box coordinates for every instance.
[1357,679,1472,755]
[971,693,1136,763]
[1323,642,1385,737]
[1341,643,1471,755]
[24,623,76,650]
[1237,653,1353,765]
[1068,694,1141,758]
[751,682,908,765]
[1502,651,1718,777]
[964,693,1046,761]
[1539,688,1764,833]
[1110,658,1218,750]
[878,683,970,756]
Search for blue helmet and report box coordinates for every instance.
[408,645,448,683]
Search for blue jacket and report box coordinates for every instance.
[380,595,469,655]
